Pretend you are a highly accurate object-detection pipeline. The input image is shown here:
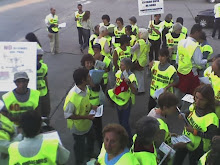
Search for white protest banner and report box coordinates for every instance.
[138,0,164,16]
[0,42,37,92]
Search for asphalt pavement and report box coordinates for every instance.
[0,0,220,164]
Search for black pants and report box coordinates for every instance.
[93,117,103,150]
[149,39,161,61]
[73,127,95,165]
[212,18,220,39]
[82,28,90,50]
[38,92,51,117]
[77,27,84,46]
[148,96,157,112]
[173,144,204,165]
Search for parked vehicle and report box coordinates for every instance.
[207,0,220,3]
[195,9,215,28]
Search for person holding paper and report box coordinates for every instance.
[148,48,179,112]
[63,68,97,165]
[173,84,219,165]
[8,111,70,165]
[113,17,126,48]
[131,116,160,165]
[45,8,59,55]
[108,58,138,141]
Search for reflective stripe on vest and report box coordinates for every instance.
[177,39,198,75]
[63,87,92,131]
[9,139,59,165]
[2,90,40,116]
[88,88,100,106]
[108,70,137,106]
[115,46,131,68]
[183,104,219,151]
[37,63,48,96]
[148,20,163,41]
[113,27,126,47]
[75,11,85,27]
[163,20,173,29]
[150,61,176,97]
[166,33,185,60]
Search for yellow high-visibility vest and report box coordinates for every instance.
[75,11,85,27]
[37,63,48,97]
[0,114,15,141]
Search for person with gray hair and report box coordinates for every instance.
[108,58,138,141]
[165,22,186,66]
[131,28,150,94]
[131,116,160,164]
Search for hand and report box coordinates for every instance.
[185,125,194,133]
[149,61,154,69]
[54,24,58,27]
[150,24,154,28]
[87,114,95,120]
[170,133,178,137]
[92,105,98,111]
[173,142,187,149]
[164,86,169,91]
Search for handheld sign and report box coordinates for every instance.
[138,0,164,16]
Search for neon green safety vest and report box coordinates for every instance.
[181,26,188,37]
[99,22,115,45]
[115,46,131,68]
[37,63,48,97]
[102,56,111,85]
[108,70,137,106]
[150,61,176,97]
[210,73,220,119]
[0,114,15,141]
[148,20,163,41]
[132,39,150,67]
[98,143,140,165]
[94,37,111,58]
[214,3,220,18]
[9,139,59,165]
[177,39,198,75]
[157,118,171,145]
[183,104,219,152]
[132,24,139,37]
[75,11,85,28]
[130,35,136,47]
[166,33,186,60]
[203,66,213,79]
[198,150,210,165]
[63,87,92,131]
[88,34,98,55]
[49,15,59,32]
[88,87,100,106]
[2,89,40,117]
[163,20,173,29]
[200,44,213,68]
[131,134,157,165]
[113,27,126,47]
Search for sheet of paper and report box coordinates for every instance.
[171,135,191,144]
[58,22,66,28]
[199,77,211,84]
[181,94,194,103]
[42,131,62,145]
[154,88,164,99]
[95,60,106,70]
[89,105,103,117]
[159,142,175,158]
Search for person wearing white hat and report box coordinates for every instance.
[2,72,40,125]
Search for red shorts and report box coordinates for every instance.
[176,71,200,94]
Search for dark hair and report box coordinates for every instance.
[82,11,90,22]
[73,67,89,85]
[215,58,220,70]
[206,137,220,165]
[92,43,101,51]
[135,116,159,146]
[125,25,132,32]
[190,24,202,35]
[200,31,207,41]
[103,123,129,149]
[193,84,215,113]
[176,17,183,25]
[102,14,110,22]
[116,17,124,25]
[120,35,130,45]
[25,32,42,47]
[154,14,161,17]
[81,54,95,66]
[158,92,179,109]
[20,111,42,138]
[129,16,137,24]
[94,25,100,32]
[159,48,170,57]
[77,4,82,7]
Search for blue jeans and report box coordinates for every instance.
[116,103,132,139]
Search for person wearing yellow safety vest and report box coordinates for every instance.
[204,54,220,78]
[97,123,140,165]
[108,58,138,140]
[131,28,150,94]
[129,16,139,37]
[176,17,188,37]
[212,3,220,39]
[148,92,179,148]
[176,24,207,96]
[198,136,220,165]
[94,26,111,58]
[75,4,85,49]
[37,49,51,118]
[165,23,186,67]
[113,35,131,71]
[63,68,97,165]
[148,48,179,112]
[45,8,59,55]
[131,116,160,165]
[210,58,220,119]
[173,84,219,165]
[88,25,100,55]
[8,111,70,165]
[113,17,126,48]
[2,72,40,125]
[125,25,136,47]
[25,32,42,50]
[148,14,164,61]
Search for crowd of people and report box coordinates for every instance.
[0,2,220,165]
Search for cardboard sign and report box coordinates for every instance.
[138,0,164,16]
